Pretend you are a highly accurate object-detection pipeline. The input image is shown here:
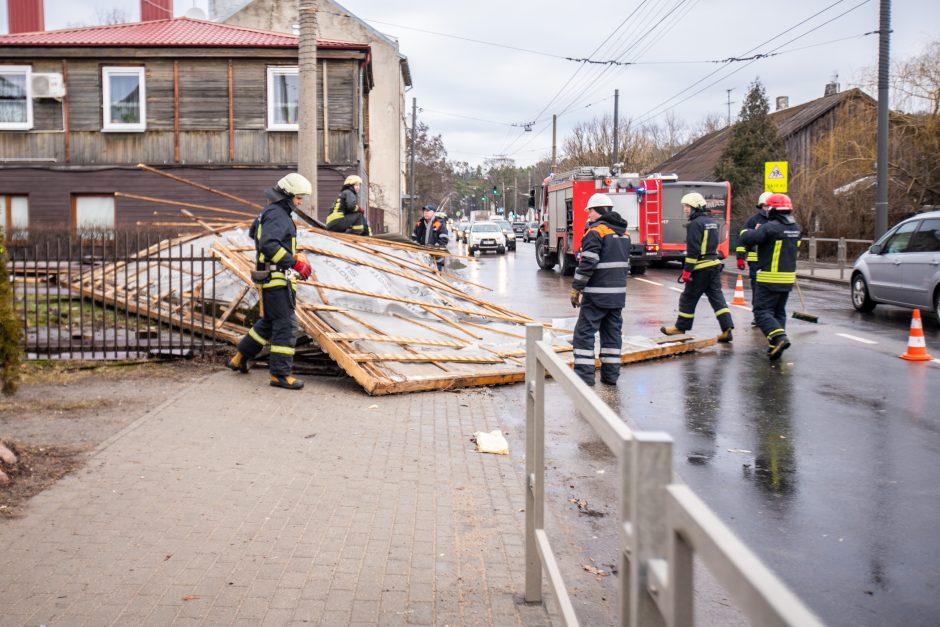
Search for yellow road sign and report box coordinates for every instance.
[765,161,788,193]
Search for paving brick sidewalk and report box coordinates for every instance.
[0,371,553,626]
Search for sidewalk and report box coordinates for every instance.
[0,372,553,626]
[722,258,851,285]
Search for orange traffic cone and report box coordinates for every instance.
[899,309,934,361]
[731,273,747,306]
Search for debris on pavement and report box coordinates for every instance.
[472,430,509,455]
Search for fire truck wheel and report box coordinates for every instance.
[535,234,557,270]
[629,264,647,275]
[558,241,576,276]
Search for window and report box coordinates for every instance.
[72,194,115,240]
[102,66,146,132]
[909,218,940,253]
[0,65,32,130]
[1,195,29,240]
[883,220,918,254]
[267,66,299,130]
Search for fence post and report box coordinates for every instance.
[838,237,847,280]
[630,432,672,627]
[619,436,633,626]
[808,237,817,276]
[524,323,544,603]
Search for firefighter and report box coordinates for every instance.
[736,191,773,326]
[570,193,631,386]
[226,173,313,390]
[326,174,372,236]
[738,193,801,361]
[412,205,449,271]
[660,192,734,342]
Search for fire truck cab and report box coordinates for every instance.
[533,166,650,276]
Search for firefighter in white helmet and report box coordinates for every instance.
[570,193,632,386]
[660,192,734,342]
[736,191,773,326]
[227,173,313,390]
[326,174,372,236]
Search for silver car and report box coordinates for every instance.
[851,210,940,318]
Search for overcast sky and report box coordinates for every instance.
[1,0,934,168]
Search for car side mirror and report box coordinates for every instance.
[869,243,883,254]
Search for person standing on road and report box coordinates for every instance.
[736,191,772,326]
[227,173,313,390]
[570,193,631,386]
[326,175,372,236]
[660,192,734,342]
[412,205,449,271]
[738,193,802,361]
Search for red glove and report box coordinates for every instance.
[678,270,691,284]
[736,258,746,271]
[292,257,312,280]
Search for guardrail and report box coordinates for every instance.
[524,324,825,626]
[805,236,873,281]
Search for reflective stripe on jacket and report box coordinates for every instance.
[326,186,359,227]
[684,208,721,273]
[252,198,298,289]
[572,213,631,309]
[739,215,802,290]
[736,212,768,263]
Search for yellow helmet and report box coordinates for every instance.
[344,175,363,186]
[680,192,707,209]
[276,173,312,197]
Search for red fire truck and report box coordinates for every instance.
[532,167,731,275]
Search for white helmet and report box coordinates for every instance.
[276,173,312,197]
[756,191,774,208]
[586,193,614,213]
[344,175,363,186]
[680,192,707,209]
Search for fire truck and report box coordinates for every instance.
[532,167,731,275]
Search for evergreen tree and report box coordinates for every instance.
[714,78,786,225]
[0,231,22,395]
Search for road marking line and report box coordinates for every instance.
[633,277,663,286]
[933,359,940,365]
[836,333,878,345]
[669,287,684,293]
[732,304,752,311]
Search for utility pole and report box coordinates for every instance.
[297,0,319,220]
[725,88,734,127]
[874,0,891,238]
[513,174,517,217]
[409,97,417,231]
[612,89,619,170]
[551,114,557,174]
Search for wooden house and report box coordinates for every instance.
[0,17,376,240]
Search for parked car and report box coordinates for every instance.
[523,221,539,243]
[511,221,527,238]
[454,221,470,243]
[490,219,517,251]
[466,222,507,255]
[851,210,940,319]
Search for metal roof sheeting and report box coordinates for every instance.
[0,17,367,50]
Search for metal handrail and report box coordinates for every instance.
[524,324,825,627]
[804,236,873,280]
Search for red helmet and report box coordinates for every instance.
[765,193,793,212]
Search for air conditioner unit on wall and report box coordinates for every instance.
[31,73,66,99]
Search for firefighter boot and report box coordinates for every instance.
[660,326,684,336]
[717,328,734,343]
[270,374,304,390]
[226,351,250,374]
[768,335,791,361]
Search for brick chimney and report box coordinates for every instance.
[776,96,789,111]
[141,0,173,21]
[7,0,44,33]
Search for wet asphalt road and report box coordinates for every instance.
[451,240,940,627]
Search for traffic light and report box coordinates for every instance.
[492,186,498,196]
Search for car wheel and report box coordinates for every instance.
[934,289,940,321]
[535,233,558,270]
[469,245,477,255]
[497,246,506,255]
[851,273,877,312]
[630,264,647,275]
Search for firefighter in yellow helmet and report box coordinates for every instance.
[660,192,734,342]
[227,173,312,390]
[326,174,372,236]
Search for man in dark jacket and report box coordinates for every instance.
[736,191,772,326]
[226,173,313,390]
[739,193,802,361]
[326,175,371,236]
[661,192,734,342]
[570,193,631,386]
[412,205,449,271]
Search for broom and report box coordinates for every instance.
[792,279,819,323]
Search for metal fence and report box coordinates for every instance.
[8,234,222,360]
[524,324,824,627]
[803,236,873,280]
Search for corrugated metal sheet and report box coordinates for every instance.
[0,17,368,50]
[653,88,876,181]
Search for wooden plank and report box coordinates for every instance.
[349,353,503,364]
[325,333,469,348]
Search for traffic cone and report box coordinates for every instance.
[899,309,934,361]
[731,273,747,306]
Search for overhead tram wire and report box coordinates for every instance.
[631,0,873,127]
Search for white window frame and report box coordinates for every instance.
[266,66,299,131]
[0,65,33,131]
[102,66,146,132]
